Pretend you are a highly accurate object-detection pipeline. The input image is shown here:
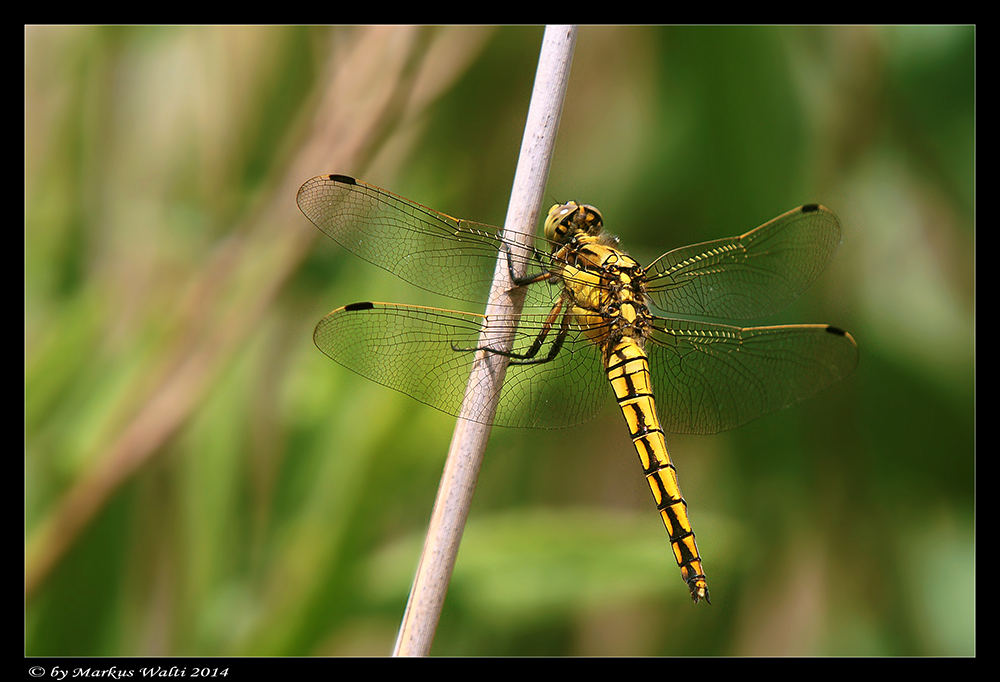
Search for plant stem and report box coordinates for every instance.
[392,25,578,657]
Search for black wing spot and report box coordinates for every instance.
[344,301,375,312]
[801,203,821,213]
[825,325,847,336]
[329,174,357,185]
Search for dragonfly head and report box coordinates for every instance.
[544,201,604,245]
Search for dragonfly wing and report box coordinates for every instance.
[645,204,843,320]
[646,318,858,435]
[314,302,609,429]
[298,175,551,305]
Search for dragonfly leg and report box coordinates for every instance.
[508,317,571,366]
[503,240,552,287]
[451,299,570,366]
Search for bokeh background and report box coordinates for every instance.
[25,25,974,656]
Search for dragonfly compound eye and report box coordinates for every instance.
[578,205,604,235]
[544,202,580,243]
[544,202,606,243]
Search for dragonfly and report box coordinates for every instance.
[297,174,859,604]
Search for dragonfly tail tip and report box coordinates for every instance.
[688,576,711,604]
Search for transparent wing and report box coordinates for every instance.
[297,174,558,306]
[644,204,842,320]
[313,302,609,429]
[303,177,856,432]
[315,303,858,433]
[645,318,859,434]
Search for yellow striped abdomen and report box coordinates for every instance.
[605,339,711,604]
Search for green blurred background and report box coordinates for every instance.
[25,26,974,656]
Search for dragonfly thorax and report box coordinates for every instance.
[544,201,605,244]
[561,241,653,356]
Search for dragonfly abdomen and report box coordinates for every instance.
[605,339,711,604]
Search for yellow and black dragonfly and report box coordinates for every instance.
[297,174,858,604]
